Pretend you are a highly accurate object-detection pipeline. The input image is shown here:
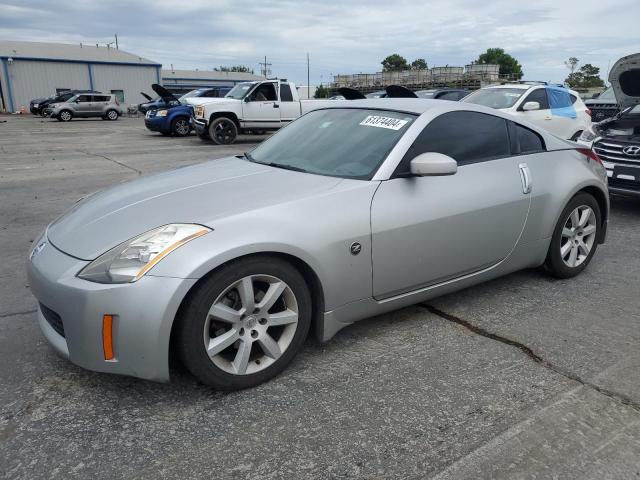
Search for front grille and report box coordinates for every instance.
[608,177,640,192]
[588,105,619,122]
[40,303,65,337]
[593,140,640,166]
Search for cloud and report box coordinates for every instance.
[1,0,639,84]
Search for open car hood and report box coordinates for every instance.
[385,85,417,98]
[140,92,154,101]
[609,53,640,109]
[337,87,365,100]
[151,83,180,104]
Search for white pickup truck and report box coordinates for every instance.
[188,80,336,144]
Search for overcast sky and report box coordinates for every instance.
[1,0,639,86]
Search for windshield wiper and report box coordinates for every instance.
[262,162,308,173]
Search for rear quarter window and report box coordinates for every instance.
[508,121,545,154]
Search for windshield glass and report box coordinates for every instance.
[179,90,201,101]
[248,108,416,179]
[225,83,254,100]
[597,87,616,102]
[416,90,436,98]
[462,88,526,109]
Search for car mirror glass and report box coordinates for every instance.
[410,152,457,176]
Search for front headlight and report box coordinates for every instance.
[78,224,210,284]
[156,110,168,117]
[579,127,597,143]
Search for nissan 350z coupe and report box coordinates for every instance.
[28,99,609,390]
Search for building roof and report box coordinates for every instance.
[161,69,264,81]
[0,40,160,65]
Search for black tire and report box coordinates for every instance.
[58,110,73,122]
[177,256,312,390]
[544,192,601,278]
[171,116,191,137]
[105,109,119,121]
[208,116,238,145]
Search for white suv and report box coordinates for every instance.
[462,83,591,140]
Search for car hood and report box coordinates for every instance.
[186,97,239,107]
[151,83,180,104]
[609,53,640,109]
[47,157,343,260]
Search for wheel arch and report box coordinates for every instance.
[208,111,241,129]
[168,251,326,369]
[579,185,608,243]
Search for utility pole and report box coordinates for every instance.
[307,53,310,99]
[115,34,118,50]
[259,56,272,78]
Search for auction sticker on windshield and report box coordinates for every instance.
[360,115,409,130]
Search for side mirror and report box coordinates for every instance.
[410,152,457,176]
[522,101,540,111]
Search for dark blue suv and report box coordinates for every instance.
[144,84,231,137]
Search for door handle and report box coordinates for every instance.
[519,163,532,194]
[273,104,279,108]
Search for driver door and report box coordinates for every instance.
[241,83,281,129]
[74,95,94,117]
[371,111,531,299]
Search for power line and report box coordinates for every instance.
[258,56,272,77]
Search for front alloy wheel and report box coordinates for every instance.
[209,117,238,145]
[172,117,190,137]
[177,256,311,390]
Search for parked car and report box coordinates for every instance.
[28,99,608,390]
[462,83,591,140]
[584,87,620,122]
[188,80,337,144]
[578,53,640,197]
[30,90,101,116]
[138,86,231,114]
[44,93,124,121]
[144,85,226,137]
[415,89,469,100]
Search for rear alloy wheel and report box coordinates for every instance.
[106,109,119,121]
[544,193,600,278]
[208,117,238,145]
[58,110,73,122]
[171,117,191,137]
[178,256,311,390]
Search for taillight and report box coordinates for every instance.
[585,108,591,117]
[577,147,602,165]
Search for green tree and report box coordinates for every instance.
[411,58,428,70]
[475,48,523,79]
[215,65,254,74]
[314,85,329,99]
[565,63,605,88]
[382,54,410,72]
[564,57,579,74]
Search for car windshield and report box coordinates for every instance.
[416,90,436,98]
[178,90,201,101]
[247,108,416,179]
[462,88,526,109]
[225,83,255,100]
[597,87,616,102]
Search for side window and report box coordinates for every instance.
[570,94,578,105]
[249,83,277,101]
[520,88,549,110]
[438,91,459,101]
[94,95,110,102]
[508,121,545,154]
[110,90,125,103]
[76,95,91,103]
[203,90,220,98]
[397,111,511,173]
[280,84,294,102]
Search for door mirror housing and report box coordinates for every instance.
[410,152,458,176]
[522,101,540,111]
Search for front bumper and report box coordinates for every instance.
[194,118,208,136]
[144,115,170,133]
[27,235,197,382]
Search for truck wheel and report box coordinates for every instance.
[209,117,238,145]
[171,117,191,137]
[58,110,73,122]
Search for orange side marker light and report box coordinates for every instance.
[102,314,114,360]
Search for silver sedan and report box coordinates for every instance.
[27,99,609,390]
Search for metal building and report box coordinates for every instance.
[161,69,264,95]
[0,40,161,112]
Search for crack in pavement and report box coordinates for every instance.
[421,304,640,413]
[78,150,142,175]
[0,309,36,319]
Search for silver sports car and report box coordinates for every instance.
[28,99,609,390]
